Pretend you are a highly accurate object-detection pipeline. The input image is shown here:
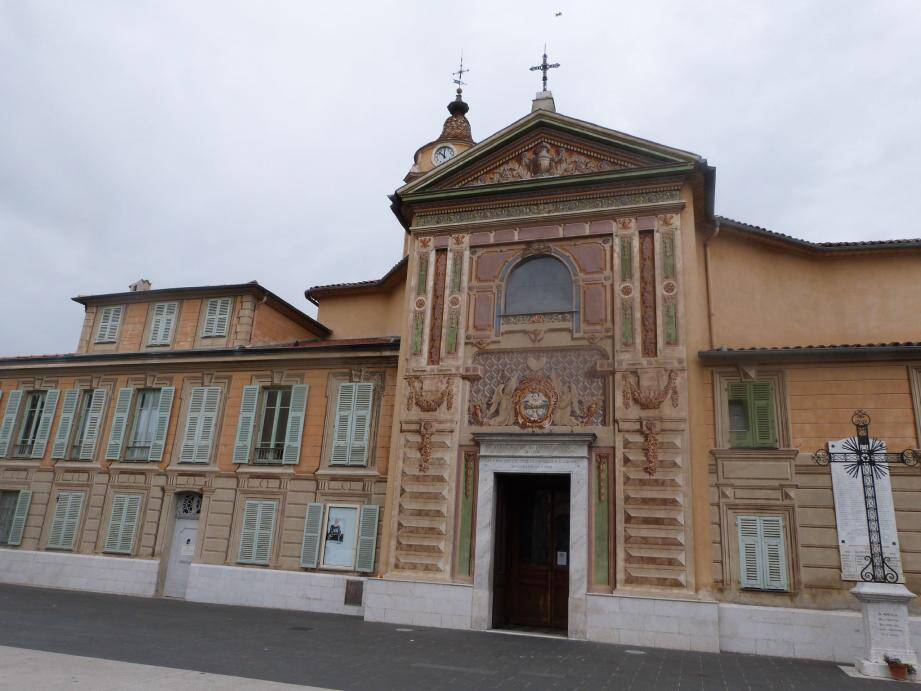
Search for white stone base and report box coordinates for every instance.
[0,549,159,597]
[587,593,719,652]
[363,578,474,629]
[851,582,919,679]
[185,564,364,616]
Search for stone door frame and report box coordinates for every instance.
[471,432,594,639]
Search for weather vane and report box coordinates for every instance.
[452,53,469,88]
[530,45,560,92]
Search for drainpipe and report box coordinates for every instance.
[704,219,721,350]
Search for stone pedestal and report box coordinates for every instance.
[850,582,918,679]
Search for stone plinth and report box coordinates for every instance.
[851,581,918,679]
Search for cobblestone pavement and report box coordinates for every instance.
[0,585,891,690]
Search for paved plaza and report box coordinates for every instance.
[0,584,894,690]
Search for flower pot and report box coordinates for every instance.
[888,661,909,681]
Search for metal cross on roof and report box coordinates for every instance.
[529,46,560,92]
[452,54,469,87]
[812,410,918,583]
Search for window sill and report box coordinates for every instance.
[236,465,295,476]
[315,468,381,478]
[709,448,799,461]
[54,461,102,470]
[0,459,42,468]
[108,462,161,472]
[166,465,221,474]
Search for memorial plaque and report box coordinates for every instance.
[829,437,904,582]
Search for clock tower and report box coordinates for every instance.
[403,88,475,182]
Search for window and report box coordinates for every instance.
[47,491,85,550]
[0,489,31,546]
[300,502,379,572]
[148,302,179,346]
[330,383,374,467]
[233,384,308,465]
[726,380,777,448]
[14,392,46,457]
[255,388,291,463]
[178,386,222,463]
[504,255,573,315]
[737,515,788,591]
[201,297,232,337]
[127,390,161,461]
[104,494,142,555]
[237,499,278,565]
[68,391,95,459]
[94,306,124,343]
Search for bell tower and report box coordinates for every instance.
[404,61,475,182]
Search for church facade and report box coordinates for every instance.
[1,85,920,662]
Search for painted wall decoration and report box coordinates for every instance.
[405,376,454,413]
[468,348,606,427]
[622,370,680,410]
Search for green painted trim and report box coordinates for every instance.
[446,311,459,355]
[411,313,424,356]
[664,299,678,345]
[593,472,610,585]
[621,300,634,347]
[619,237,633,281]
[455,454,475,577]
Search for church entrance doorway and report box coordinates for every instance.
[492,473,570,633]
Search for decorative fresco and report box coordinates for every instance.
[468,348,606,427]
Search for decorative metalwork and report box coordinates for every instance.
[176,492,202,518]
[812,410,919,583]
[529,46,560,92]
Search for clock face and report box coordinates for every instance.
[433,145,455,165]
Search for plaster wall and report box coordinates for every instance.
[314,284,405,340]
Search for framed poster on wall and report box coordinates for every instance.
[320,504,359,569]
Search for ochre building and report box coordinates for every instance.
[1,87,920,662]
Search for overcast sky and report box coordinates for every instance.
[1,1,919,356]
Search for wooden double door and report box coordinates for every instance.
[492,474,570,632]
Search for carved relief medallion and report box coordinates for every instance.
[513,377,558,429]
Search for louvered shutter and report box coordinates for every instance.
[282,385,309,465]
[330,384,354,466]
[202,298,232,337]
[106,388,135,460]
[193,387,221,463]
[238,500,276,565]
[253,501,277,565]
[760,516,788,590]
[6,490,32,546]
[179,387,205,462]
[95,306,123,343]
[148,302,178,346]
[202,299,219,337]
[0,390,23,458]
[356,504,380,573]
[48,491,84,550]
[751,381,778,448]
[727,382,752,448]
[737,515,763,589]
[349,383,374,466]
[30,389,59,459]
[232,386,260,464]
[105,494,142,554]
[52,390,80,459]
[147,386,175,462]
[80,388,108,461]
[300,502,324,568]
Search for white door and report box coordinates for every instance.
[163,493,201,598]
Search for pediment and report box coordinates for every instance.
[399,110,701,197]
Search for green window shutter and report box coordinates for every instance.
[80,389,108,461]
[727,382,753,448]
[179,387,205,462]
[232,385,260,464]
[330,384,355,466]
[282,384,309,465]
[48,491,85,550]
[737,515,763,589]
[7,490,32,546]
[105,388,134,460]
[760,516,788,590]
[0,390,24,458]
[300,502,324,568]
[349,383,374,467]
[751,381,778,448]
[193,387,221,463]
[147,386,175,462]
[238,500,277,565]
[95,306,123,343]
[30,389,60,459]
[105,494,142,554]
[202,298,232,337]
[356,504,380,573]
[148,302,178,346]
[52,389,80,459]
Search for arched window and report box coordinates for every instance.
[504,255,574,315]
